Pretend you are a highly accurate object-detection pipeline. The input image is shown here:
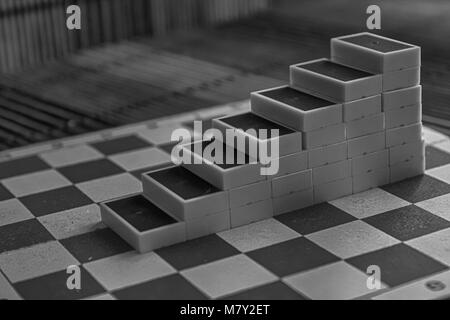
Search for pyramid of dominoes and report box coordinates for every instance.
[101,33,424,253]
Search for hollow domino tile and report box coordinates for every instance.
[251,85,342,132]
[181,140,264,190]
[142,166,229,221]
[290,58,382,102]
[212,112,302,156]
[100,194,186,253]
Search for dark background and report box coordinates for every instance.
[0,0,449,151]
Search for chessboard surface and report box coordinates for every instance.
[1,102,450,300]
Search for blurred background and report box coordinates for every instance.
[0,0,449,151]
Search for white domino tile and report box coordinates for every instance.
[270,151,308,178]
[186,210,230,240]
[302,123,346,150]
[382,85,422,112]
[272,188,314,216]
[348,131,386,159]
[382,67,420,92]
[272,169,312,198]
[385,104,422,130]
[351,149,389,176]
[346,112,384,139]
[343,94,381,122]
[389,140,425,166]
[313,177,353,204]
[229,180,272,208]
[390,157,425,183]
[313,160,351,186]
[386,123,422,148]
[230,199,273,229]
[308,141,348,169]
[352,167,390,194]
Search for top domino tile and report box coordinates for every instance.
[331,32,421,73]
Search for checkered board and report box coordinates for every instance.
[1,102,450,300]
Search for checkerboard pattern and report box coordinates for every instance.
[0,103,449,300]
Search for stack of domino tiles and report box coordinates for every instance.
[250,86,345,212]
[288,57,388,198]
[211,112,306,216]
[99,32,425,254]
[179,137,275,229]
[102,164,232,254]
[331,32,424,184]
[251,32,423,206]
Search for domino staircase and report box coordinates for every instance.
[101,33,425,253]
